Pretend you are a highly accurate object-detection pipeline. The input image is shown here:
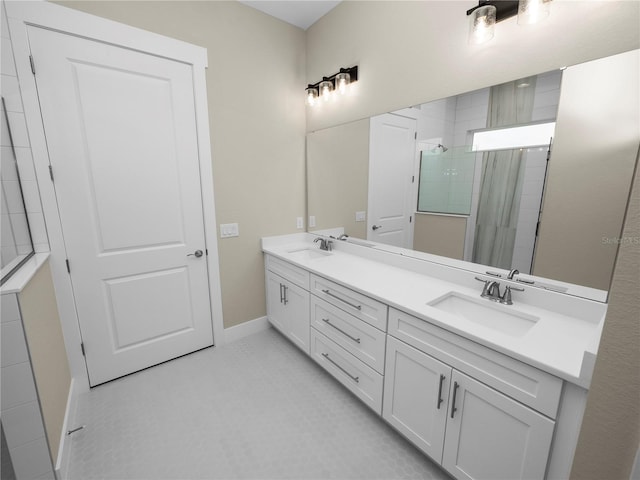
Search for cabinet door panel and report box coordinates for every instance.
[266,270,286,332]
[383,336,451,462]
[443,371,555,480]
[284,280,310,354]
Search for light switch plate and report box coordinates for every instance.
[296,217,304,229]
[355,211,366,222]
[309,216,316,228]
[220,223,239,238]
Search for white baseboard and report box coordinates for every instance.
[223,316,270,344]
[55,378,78,480]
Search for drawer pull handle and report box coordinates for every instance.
[451,381,459,419]
[321,289,362,311]
[437,374,445,409]
[321,352,360,383]
[322,318,361,343]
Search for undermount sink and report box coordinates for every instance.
[286,247,332,260]
[428,292,538,337]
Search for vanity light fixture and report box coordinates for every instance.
[467,0,551,45]
[305,66,358,107]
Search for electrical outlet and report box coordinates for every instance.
[309,216,316,228]
[296,217,304,229]
[220,223,239,238]
[355,211,366,222]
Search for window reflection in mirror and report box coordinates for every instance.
[1,96,34,285]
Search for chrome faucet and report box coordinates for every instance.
[338,234,349,241]
[475,276,525,305]
[313,237,333,251]
[507,269,519,280]
[482,280,502,302]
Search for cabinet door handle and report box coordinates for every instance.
[321,289,362,311]
[283,285,288,305]
[279,283,284,304]
[321,353,359,383]
[437,374,445,409]
[322,318,361,343]
[450,381,459,419]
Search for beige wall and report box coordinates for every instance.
[534,50,639,290]
[571,157,640,479]
[306,1,640,132]
[413,214,466,259]
[307,118,368,238]
[55,1,307,328]
[18,260,71,462]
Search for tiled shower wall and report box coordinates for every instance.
[1,2,49,254]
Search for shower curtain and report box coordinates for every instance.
[472,76,536,269]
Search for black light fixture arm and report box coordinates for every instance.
[306,65,359,91]
[466,0,519,22]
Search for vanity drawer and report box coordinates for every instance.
[265,254,309,290]
[310,274,387,331]
[388,307,562,418]
[310,296,386,374]
[310,329,383,414]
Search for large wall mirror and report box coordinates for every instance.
[307,50,639,301]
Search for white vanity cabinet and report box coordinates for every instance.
[384,308,559,480]
[265,255,310,354]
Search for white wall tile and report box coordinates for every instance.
[1,2,10,40]
[14,146,35,180]
[1,293,20,322]
[26,211,48,246]
[2,179,22,213]
[1,73,22,113]
[9,212,30,246]
[1,319,28,367]
[20,179,42,213]
[1,362,38,409]
[1,39,16,76]
[1,146,18,180]
[1,401,47,449]
[9,436,53,479]
[6,111,29,147]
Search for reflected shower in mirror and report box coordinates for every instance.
[401,71,560,274]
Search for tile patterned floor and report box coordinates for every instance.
[68,328,451,480]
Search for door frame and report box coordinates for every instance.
[6,0,225,394]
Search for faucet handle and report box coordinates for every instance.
[501,285,525,305]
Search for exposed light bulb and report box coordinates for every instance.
[319,80,332,102]
[335,71,351,95]
[518,0,551,25]
[305,86,318,107]
[469,5,496,45]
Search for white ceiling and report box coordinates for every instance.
[238,1,341,30]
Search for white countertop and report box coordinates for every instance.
[262,234,607,389]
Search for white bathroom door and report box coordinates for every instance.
[27,26,214,386]
[368,114,417,248]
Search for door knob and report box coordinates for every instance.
[372,225,382,231]
[187,249,203,258]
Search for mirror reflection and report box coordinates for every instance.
[307,57,638,298]
[1,96,34,285]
